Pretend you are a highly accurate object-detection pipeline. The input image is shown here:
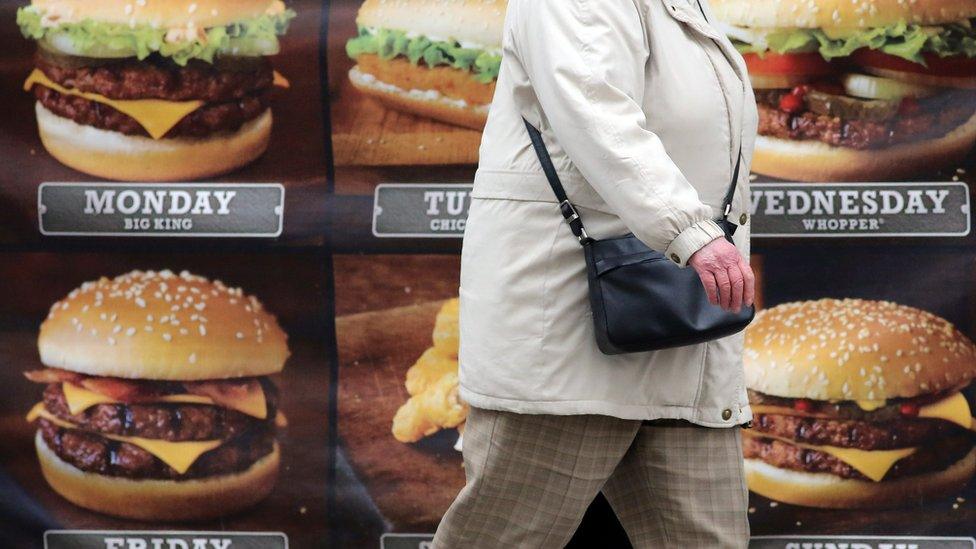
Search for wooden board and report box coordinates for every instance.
[327,0,482,167]
[336,300,465,532]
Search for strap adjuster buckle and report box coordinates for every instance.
[558,199,579,222]
[559,200,592,244]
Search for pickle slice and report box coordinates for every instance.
[37,41,125,68]
[804,89,901,122]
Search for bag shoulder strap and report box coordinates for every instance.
[521,117,591,243]
[521,116,742,245]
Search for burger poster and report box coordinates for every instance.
[0,0,975,546]
[0,0,330,245]
[0,253,333,547]
[324,0,976,546]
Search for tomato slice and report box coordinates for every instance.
[743,52,835,76]
[851,49,976,77]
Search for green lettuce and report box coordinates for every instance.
[16,6,295,65]
[345,25,501,84]
[732,18,976,66]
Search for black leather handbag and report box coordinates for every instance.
[522,117,754,355]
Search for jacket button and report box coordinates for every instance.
[722,408,733,421]
[670,253,680,264]
[739,213,748,225]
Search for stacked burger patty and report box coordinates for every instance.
[745,391,973,482]
[17,0,295,181]
[754,87,976,150]
[30,374,278,480]
[742,299,976,509]
[711,0,976,180]
[32,52,275,139]
[25,269,291,521]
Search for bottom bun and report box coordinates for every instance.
[744,447,976,509]
[36,431,280,521]
[348,66,488,130]
[35,103,271,181]
[751,110,976,181]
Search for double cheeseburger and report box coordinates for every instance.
[25,269,290,521]
[712,0,976,181]
[344,0,504,129]
[743,299,976,509]
[18,0,295,181]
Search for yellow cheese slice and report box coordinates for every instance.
[60,382,267,419]
[855,399,887,411]
[119,435,222,475]
[27,402,222,475]
[918,392,974,430]
[744,430,916,482]
[23,69,204,139]
[62,381,116,415]
[819,445,916,482]
[273,70,290,88]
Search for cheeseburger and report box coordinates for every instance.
[17,0,295,181]
[344,0,504,129]
[712,0,976,181]
[743,299,976,509]
[25,269,290,520]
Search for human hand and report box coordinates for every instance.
[687,238,755,313]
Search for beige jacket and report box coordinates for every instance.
[457,0,759,427]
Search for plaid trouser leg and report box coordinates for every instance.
[601,423,751,549]
[431,406,640,549]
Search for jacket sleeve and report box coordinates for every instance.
[512,0,725,267]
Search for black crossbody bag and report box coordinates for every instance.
[522,117,754,355]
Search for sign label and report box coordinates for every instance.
[372,184,471,238]
[39,183,285,237]
[44,531,287,549]
[380,534,434,549]
[750,536,975,549]
[750,182,970,237]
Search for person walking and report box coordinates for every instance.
[432,0,759,546]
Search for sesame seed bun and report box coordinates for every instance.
[29,0,285,29]
[36,432,280,521]
[744,448,976,509]
[744,299,976,401]
[749,110,976,181]
[35,104,272,182]
[711,0,976,29]
[38,269,290,381]
[355,0,505,49]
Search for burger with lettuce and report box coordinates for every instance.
[344,0,503,130]
[17,0,295,181]
[712,0,976,181]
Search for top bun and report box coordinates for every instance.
[711,0,976,29]
[356,0,505,49]
[29,0,285,29]
[38,270,290,381]
[744,298,976,401]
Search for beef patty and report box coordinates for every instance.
[743,433,974,481]
[754,89,976,149]
[750,412,966,450]
[39,417,274,480]
[36,54,274,103]
[34,85,270,138]
[42,381,278,441]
